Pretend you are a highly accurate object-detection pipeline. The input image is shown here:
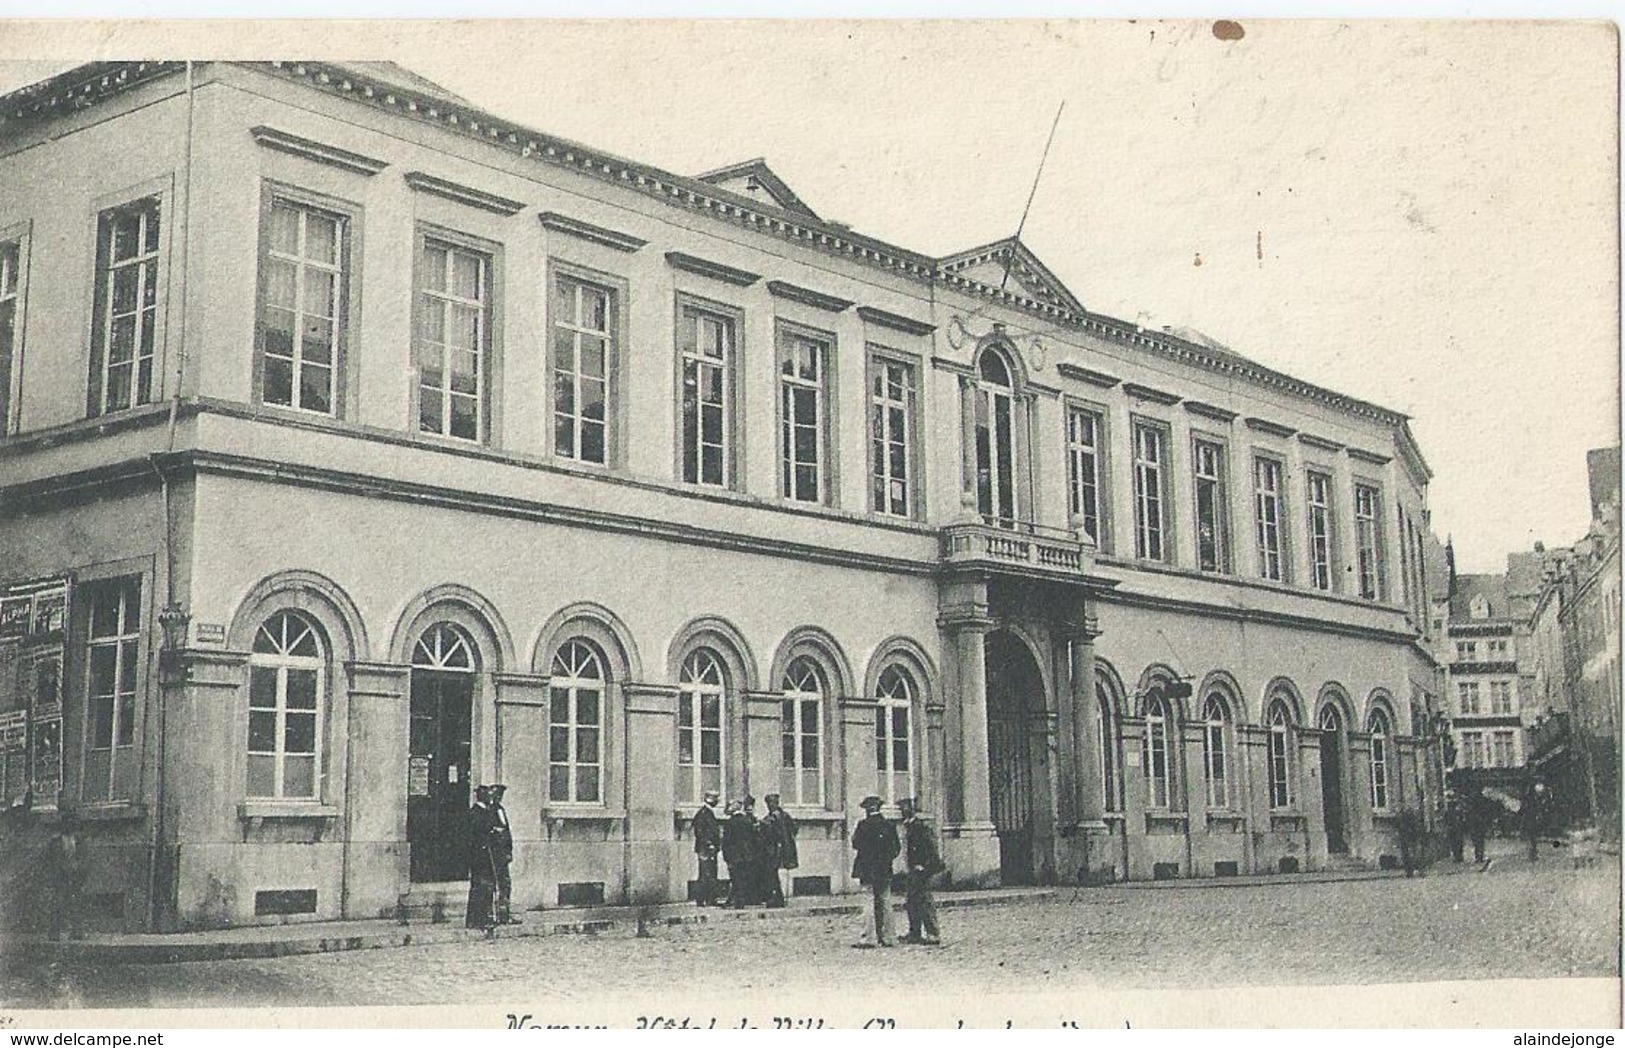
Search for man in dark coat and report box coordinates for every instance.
[489,783,518,924]
[1522,779,1552,862]
[466,785,497,930]
[691,789,723,906]
[45,808,87,941]
[897,797,943,945]
[1466,787,1494,866]
[759,793,798,908]
[1444,789,1466,863]
[850,794,900,947]
[722,798,759,908]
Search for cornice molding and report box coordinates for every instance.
[1123,382,1181,406]
[403,170,526,215]
[766,280,853,313]
[250,125,388,176]
[1056,362,1120,388]
[1183,400,1237,423]
[0,62,184,130]
[1347,447,1393,467]
[664,250,760,287]
[856,305,935,336]
[538,211,647,252]
[930,356,974,378]
[1245,416,1297,438]
[1297,432,1344,452]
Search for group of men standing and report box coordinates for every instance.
[692,790,946,947]
[1444,777,1558,868]
[467,783,519,931]
[691,791,799,907]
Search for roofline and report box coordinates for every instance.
[1,59,1419,433]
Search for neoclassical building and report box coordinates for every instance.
[0,61,1445,932]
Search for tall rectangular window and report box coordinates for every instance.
[1067,407,1104,545]
[1254,456,1286,581]
[869,355,916,517]
[1192,438,1230,572]
[778,327,830,504]
[1457,681,1481,716]
[1491,730,1515,768]
[416,238,489,442]
[0,239,21,434]
[1354,483,1385,600]
[551,274,614,464]
[1132,421,1169,561]
[83,577,141,803]
[1305,470,1334,591]
[89,197,162,416]
[260,198,344,415]
[1489,680,1514,715]
[678,303,735,487]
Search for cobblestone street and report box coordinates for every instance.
[4,841,1617,1023]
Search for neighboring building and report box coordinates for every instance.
[1442,570,1531,780]
[0,61,1443,932]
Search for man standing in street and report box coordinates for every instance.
[897,797,942,945]
[850,794,899,947]
[1522,778,1552,862]
[45,808,87,941]
[722,798,759,908]
[466,785,496,931]
[691,789,723,906]
[489,783,518,925]
[760,793,798,908]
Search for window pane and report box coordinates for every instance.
[284,755,316,798]
[677,727,694,765]
[699,729,720,766]
[248,710,277,753]
[576,766,600,803]
[305,213,338,265]
[550,764,570,800]
[286,669,318,710]
[550,690,569,723]
[575,727,598,762]
[89,644,117,699]
[701,694,721,729]
[270,205,300,254]
[451,251,481,299]
[89,695,114,750]
[249,666,277,708]
[247,753,275,797]
[285,711,316,754]
[550,725,570,762]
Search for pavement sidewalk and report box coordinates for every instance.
[2,863,1421,966]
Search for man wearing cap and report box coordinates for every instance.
[850,794,900,947]
[760,793,798,908]
[722,797,760,908]
[691,789,724,906]
[897,797,943,945]
[466,785,497,931]
[489,783,519,925]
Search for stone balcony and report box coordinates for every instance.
[940,516,1097,581]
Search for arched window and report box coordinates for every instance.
[1202,692,1230,809]
[549,639,604,804]
[1143,691,1173,809]
[1368,707,1392,811]
[779,656,825,807]
[678,648,726,804]
[248,609,325,799]
[972,347,1018,525]
[1267,697,1294,810]
[1096,675,1120,813]
[875,664,915,802]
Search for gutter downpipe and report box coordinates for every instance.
[147,59,195,933]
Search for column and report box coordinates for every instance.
[1180,721,1207,876]
[623,683,679,905]
[344,660,410,921]
[937,588,999,886]
[493,671,549,913]
[1058,615,1108,883]
[1301,729,1327,870]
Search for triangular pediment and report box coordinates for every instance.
[938,237,1084,314]
[694,158,820,220]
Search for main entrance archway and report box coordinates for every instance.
[985,630,1048,885]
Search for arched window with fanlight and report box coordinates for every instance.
[1267,696,1295,810]
[972,347,1019,525]
[875,664,915,802]
[248,609,326,800]
[1143,691,1174,809]
[1368,707,1392,811]
[779,656,825,807]
[549,639,605,805]
[1202,691,1231,809]
[678,648,726,804]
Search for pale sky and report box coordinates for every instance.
[0,20,1617,574]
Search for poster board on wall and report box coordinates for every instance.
[0,575,70,811]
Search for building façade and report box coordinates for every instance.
[0,61,1445,932]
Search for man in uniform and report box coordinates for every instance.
[691,789,723,906]
[759,793,798,908]
[489,783,519,924]
[897,797,943,945]
[466,785,497,931]
[850,794,900,947]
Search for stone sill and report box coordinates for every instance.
[541,808,627,822]
[61,802,148,824]
[238,801,340,820]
